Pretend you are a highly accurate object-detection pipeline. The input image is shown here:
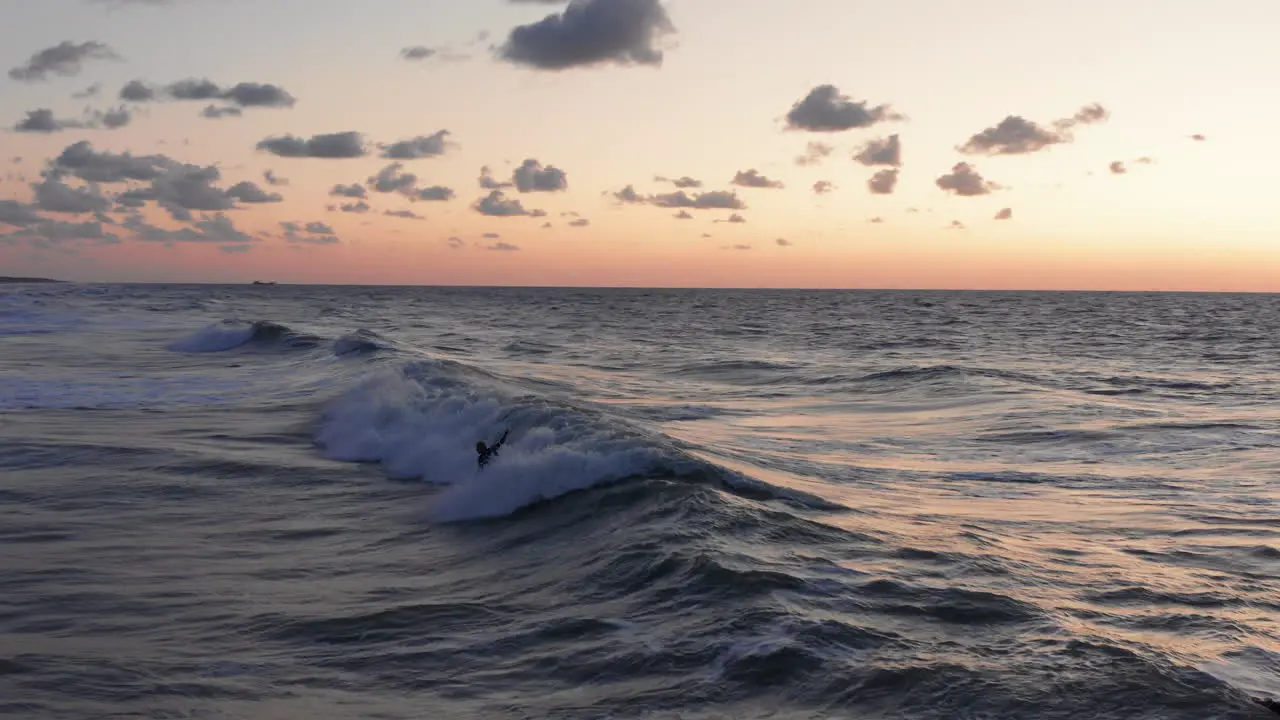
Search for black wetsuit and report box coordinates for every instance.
[477,430,509,469]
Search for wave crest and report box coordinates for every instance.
[167,320,321,353]
[313,359,833,522]
[315,359,687,522]
[333,329,392,357]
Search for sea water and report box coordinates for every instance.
[2,283,1277,718]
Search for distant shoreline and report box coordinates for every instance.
[0,276,63,284]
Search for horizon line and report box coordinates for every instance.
[10,278,1278,295]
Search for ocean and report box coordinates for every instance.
[1,283,1278,719]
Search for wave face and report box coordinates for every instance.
[316,359,690,521]
[314,358,834,522]
[167,319,322,352]
[1,284,1278,719]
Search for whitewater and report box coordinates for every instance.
[1,282,1278,719]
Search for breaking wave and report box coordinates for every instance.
[167,320,322,353]
[313,358,840,522]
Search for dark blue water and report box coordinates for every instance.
[2,284,1278,719]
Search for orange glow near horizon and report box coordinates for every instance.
[13,218,1277,293]
[2,0,1279,291]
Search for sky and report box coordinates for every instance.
[1,0,1278,290]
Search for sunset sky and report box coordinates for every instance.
[1,0,1278,290]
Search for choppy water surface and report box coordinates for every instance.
[2,284,1278,719]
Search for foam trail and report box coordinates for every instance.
[314,360,679,522]
[167,320,320,353]
[167,320,260,353]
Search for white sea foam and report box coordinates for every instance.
[314,360,675,522]
[167,320,260,353]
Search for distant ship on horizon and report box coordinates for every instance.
[251,280,278,285]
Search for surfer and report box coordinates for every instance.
[476,429,509,470]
